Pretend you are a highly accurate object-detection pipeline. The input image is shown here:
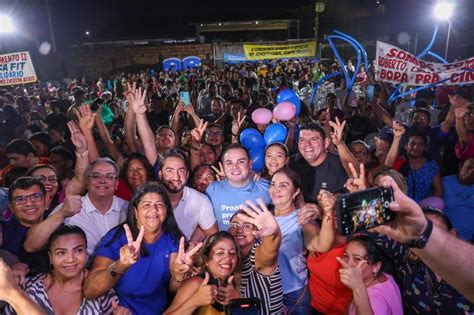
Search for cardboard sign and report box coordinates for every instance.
[375,41,474,86]
[0,51,37,86]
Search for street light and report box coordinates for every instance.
[0,15,14,33]
[433,1,453,60]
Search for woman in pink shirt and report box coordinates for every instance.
[338,235,403,315]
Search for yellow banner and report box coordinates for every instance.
[243,41,316,60]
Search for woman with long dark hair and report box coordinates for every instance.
[83,182,201,314]
[4,225,119,315]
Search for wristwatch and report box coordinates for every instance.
[110,262,124,277]
[406,218,433,249]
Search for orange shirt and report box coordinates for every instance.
[1,157,50,186]
[307,245,353,315]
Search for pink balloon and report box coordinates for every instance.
[251,108,273,124]
[273,101,296,121]
[419,197,445,210]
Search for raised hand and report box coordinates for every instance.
[10,263,29,286]
[191,119,208,144]
[112,300,132,315]
[211,162,226,181]
[238,199,280,238]
[127,82,147,115]
[216,275,240,305]
[392,121,405,139]
[454,106,470,119]
[174,102,185,116]
[171,237,203,282]
[0,259,20,298]
[317,190,336,218]
[194,272,218,306]
[344,162,367,193]
[371,176,428,244]
[231,111,246,136]
[60,195,82,218]
[119,224,145,267]
[76,104,96,133]
[337,256,367,291]
[448,94,469,109]
[67,120,88,153]
[329,116,346,146]
[297,202,321,225]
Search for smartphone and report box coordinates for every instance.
[336,187,395,236]
[180,91,191,106]
[367,84,375,102]
[228,298,260,315]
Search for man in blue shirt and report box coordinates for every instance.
[206,144,271,230]
[443,157,474,242]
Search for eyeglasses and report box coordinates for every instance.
[33,175,58,184]
[12,192,44,205]
[87,173,118,182]
[207,131,223,136]
[351,150,369,158]
[228,222,254,232]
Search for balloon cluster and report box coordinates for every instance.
[241,89,301,172]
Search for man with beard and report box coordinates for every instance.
[158,149,218,241]
[442,158,474,242]
[197,81,218,116]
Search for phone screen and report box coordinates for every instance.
[180,91,191,106]
[229,298,260,315]
[336,187,394,236]
[367,85,375,102]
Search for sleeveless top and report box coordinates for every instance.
[240,240,284,314]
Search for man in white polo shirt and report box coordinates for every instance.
[24,158,128,256]
[158,149,218,241]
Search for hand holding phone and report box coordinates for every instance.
[336,187,395,236]
[180,91,191,106]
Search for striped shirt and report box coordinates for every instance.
[240,240,284,314]
[4,273,116,315]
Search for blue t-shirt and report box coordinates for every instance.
[275,209,308,294]
[95,227,179,315]
[205,179,271,231]
[407,159,440,202]
[442,175,474,242]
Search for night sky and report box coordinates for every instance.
[1,0,473,57]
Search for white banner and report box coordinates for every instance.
[375,41,474,86]
[0,51,37,86]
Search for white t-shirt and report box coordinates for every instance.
[173,186,216,240]
[52,194,128,255]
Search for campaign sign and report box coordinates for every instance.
[375,41,474,86]
[0,51,37,86]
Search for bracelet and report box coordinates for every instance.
[110,261,125,277]
[171,273,187,283]
[406,218,433,249]
[191,144,203,151]
[75,150,89,158]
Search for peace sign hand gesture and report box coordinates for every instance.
[171,237,203,282]
[231,111,246,136]
[344,162,367,193]
[238,199,280,238]
[329,116,346,146]
[211,162,226,181]
[119,224,145,268]
[127,82,147,115]
[191,119,208,145]
[337,256,367,291]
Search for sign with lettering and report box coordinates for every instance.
[0,51,37,86]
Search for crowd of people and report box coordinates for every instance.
[1,57,474,315]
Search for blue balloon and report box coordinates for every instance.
[240,128,265,150]
[249,148,265,172]
[264,123,288,145]
[277,89,301,116]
